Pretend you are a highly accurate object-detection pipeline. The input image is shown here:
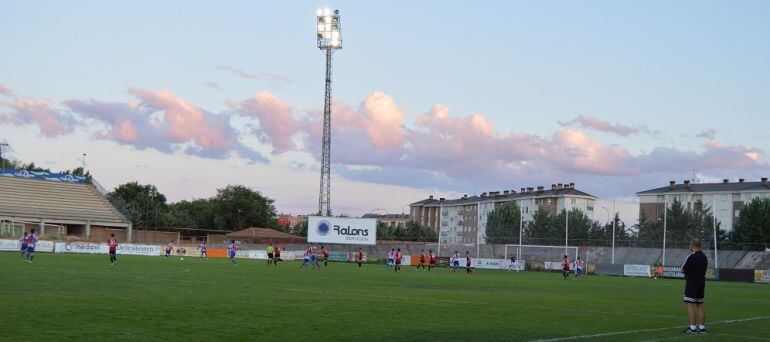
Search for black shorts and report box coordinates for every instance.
[396,261,401,265]
[268,253,274,259]
[684,279,705,303]
[109,250,116,255]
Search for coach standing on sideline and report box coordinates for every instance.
[682,240,708,335]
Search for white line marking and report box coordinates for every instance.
[532,316,770,341]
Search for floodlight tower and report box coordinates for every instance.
[316,8,342,216]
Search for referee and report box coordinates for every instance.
[682,240,708,334]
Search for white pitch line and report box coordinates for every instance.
[532,316,770,342]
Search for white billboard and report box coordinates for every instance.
[624,264,652,277]
[307,216,377,245]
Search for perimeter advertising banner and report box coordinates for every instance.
[755,270,770,284]
[0,239,54,252]
[624,264,652,277]
[307,216,377,245]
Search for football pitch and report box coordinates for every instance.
[2,253,769,341]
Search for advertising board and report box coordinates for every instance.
[307,216,377,245]
[624,264,652,277]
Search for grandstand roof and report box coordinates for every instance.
[0,174,130,227]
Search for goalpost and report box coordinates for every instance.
[505,244,579,269]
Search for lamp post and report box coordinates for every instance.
[316,8,342,217]
[662,196,668,266]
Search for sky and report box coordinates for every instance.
[1,1,769,225]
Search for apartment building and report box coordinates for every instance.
[361,213,410,229]
[410,183,597,244]
[636,178,770,230]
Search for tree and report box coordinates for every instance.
[555,208,598,246]
[734,197,770,249]
[165,199,216,229]
[211,185,276,231]
[525,205,555,245]
[485,202,522,244]
[110,182,167,230]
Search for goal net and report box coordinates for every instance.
[505,244,580,271]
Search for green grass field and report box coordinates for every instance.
[2,253,769,341]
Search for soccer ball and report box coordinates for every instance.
[180,257,184,261]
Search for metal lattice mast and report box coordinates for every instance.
[319,48,333,216]
[316,8,342,217]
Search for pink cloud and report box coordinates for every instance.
[235,92,298,153]
[0,83,12,97]
[361,92,405,149]
[65,88,262,161]
[0,97,75,137]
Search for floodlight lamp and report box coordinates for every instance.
[316,9,322,16]
[324,8,331,16]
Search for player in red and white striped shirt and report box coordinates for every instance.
[107,234,118,265]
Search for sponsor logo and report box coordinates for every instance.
[317,220,331,236]
[333,225,369,237]
[14,170,34,178]
[60,175,78,183]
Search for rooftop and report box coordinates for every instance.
[410,183,597,207]
[637,178,770,195]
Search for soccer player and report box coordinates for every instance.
[20,232,28,258]
[274,245,282,265]
[198,242,208,259]
[451,251,460,272]
[107,234,118,265]
[356,248,364,268]
[509,254,519,272]
[321,245,329,267]
[301,244,320,269]
[415,249,426,271]
[164,241,173,259]
[387,249,396,268]
[228,240,238,267]
[394,248,403,272]
[574,256,585,279]
[562,255,570,280]
[465,251,474,275]
[682,240,708,335]
[266,243,275,266]
[25,229,38,263]
[428,250,436,271]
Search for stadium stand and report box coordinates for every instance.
[0,174,132,241]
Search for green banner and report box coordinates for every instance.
[328,251,348,262]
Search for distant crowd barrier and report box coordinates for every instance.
[3,239,769,284]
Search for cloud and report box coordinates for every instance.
[65,88,265,162]
[2,84,767,201]
[560,114,648,137]
[696,129,717,140]
[0,97,75,137]
[234,92,299,153]
[0,83,12,97]
[204,81,222,90]
[215,64,290,83]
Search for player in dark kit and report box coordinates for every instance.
[415,250,426,271]
[356,248,364,267]
[562,255,570,279]
[465,251,474,275]
[321,246,329,267]
[428,250,436,271]
[682,240,708,334]
[107,234,118,265]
